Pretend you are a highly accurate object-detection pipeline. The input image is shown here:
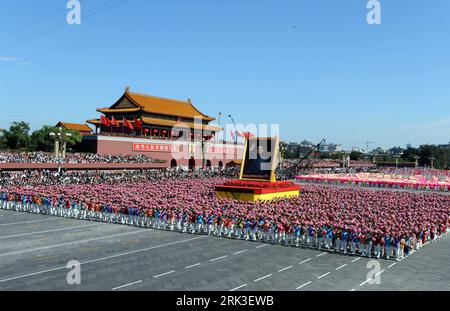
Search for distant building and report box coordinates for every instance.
[387,146,405,155]
[300,140,314,148]
[79,87,241,168]
[318,143,342,153]
[327,143,342,153]
[372,147,384,154]
[406,143,412,149]
[56,122,93,136]
[318,144,329,153]
[351,147,363,153]
[299,140,314,158]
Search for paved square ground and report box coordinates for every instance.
[0,209,448,291]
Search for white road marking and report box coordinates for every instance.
[278,266,293,273]
[230,284,247,291]
[0,218,61,227]
[0,235,206,284]
[359,279,370,287]
[317,272,331,279]
[296,281,312,290]
[350,288,356,291]
[360,269,385,287]
[0,224,99,240]
[209,255,228,262]
[185,263,201,269]
[256,244,268,249]
[351,257,361,262]
[299,258,311,265]
[233,249,248,255]
[388,263,396,268]
[153,270,175,278]
[316,252,327,257]
[336,264,348,270]
[0,230,143,257]
[254,274,272,282]
[375,269,385,277]
[112,280,142,291]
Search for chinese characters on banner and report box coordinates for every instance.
[132,143,237,156]
[132,143,181,153]
[206,146,235,154]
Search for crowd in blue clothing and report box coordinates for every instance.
[1,194,447,261]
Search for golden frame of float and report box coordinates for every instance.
[215,136,300,202]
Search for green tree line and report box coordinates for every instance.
[401,146,450,170]
[0,121,82,152]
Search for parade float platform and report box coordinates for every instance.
[215,180,301,202]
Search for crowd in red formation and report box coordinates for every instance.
[1,169,448,259]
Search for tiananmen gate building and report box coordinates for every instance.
[81,87,243,168]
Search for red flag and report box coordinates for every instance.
[237,131,255,138]
[134,117,143,130]
[101,116,111,126]
[230,130,235,140]
[124,118,134,130]
[111,116,120,127]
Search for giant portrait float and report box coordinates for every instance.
[215,136,300,202]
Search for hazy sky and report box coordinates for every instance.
[1,0,449,150]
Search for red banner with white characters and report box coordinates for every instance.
[133,143,181,153]
[206,146,236,154]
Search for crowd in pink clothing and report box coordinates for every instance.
[297,169,450,192]
[1,170,448,258]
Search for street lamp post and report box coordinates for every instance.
[228,114,237,145]
[430,157,435,169]
[200,133,206,169]
[49,132,59,158]
[394,154,400,169]
[228,114,238,162]
[217,111,222,143]
[49,127,72,159]
[342,152,348,168]
[413,155,420,168]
